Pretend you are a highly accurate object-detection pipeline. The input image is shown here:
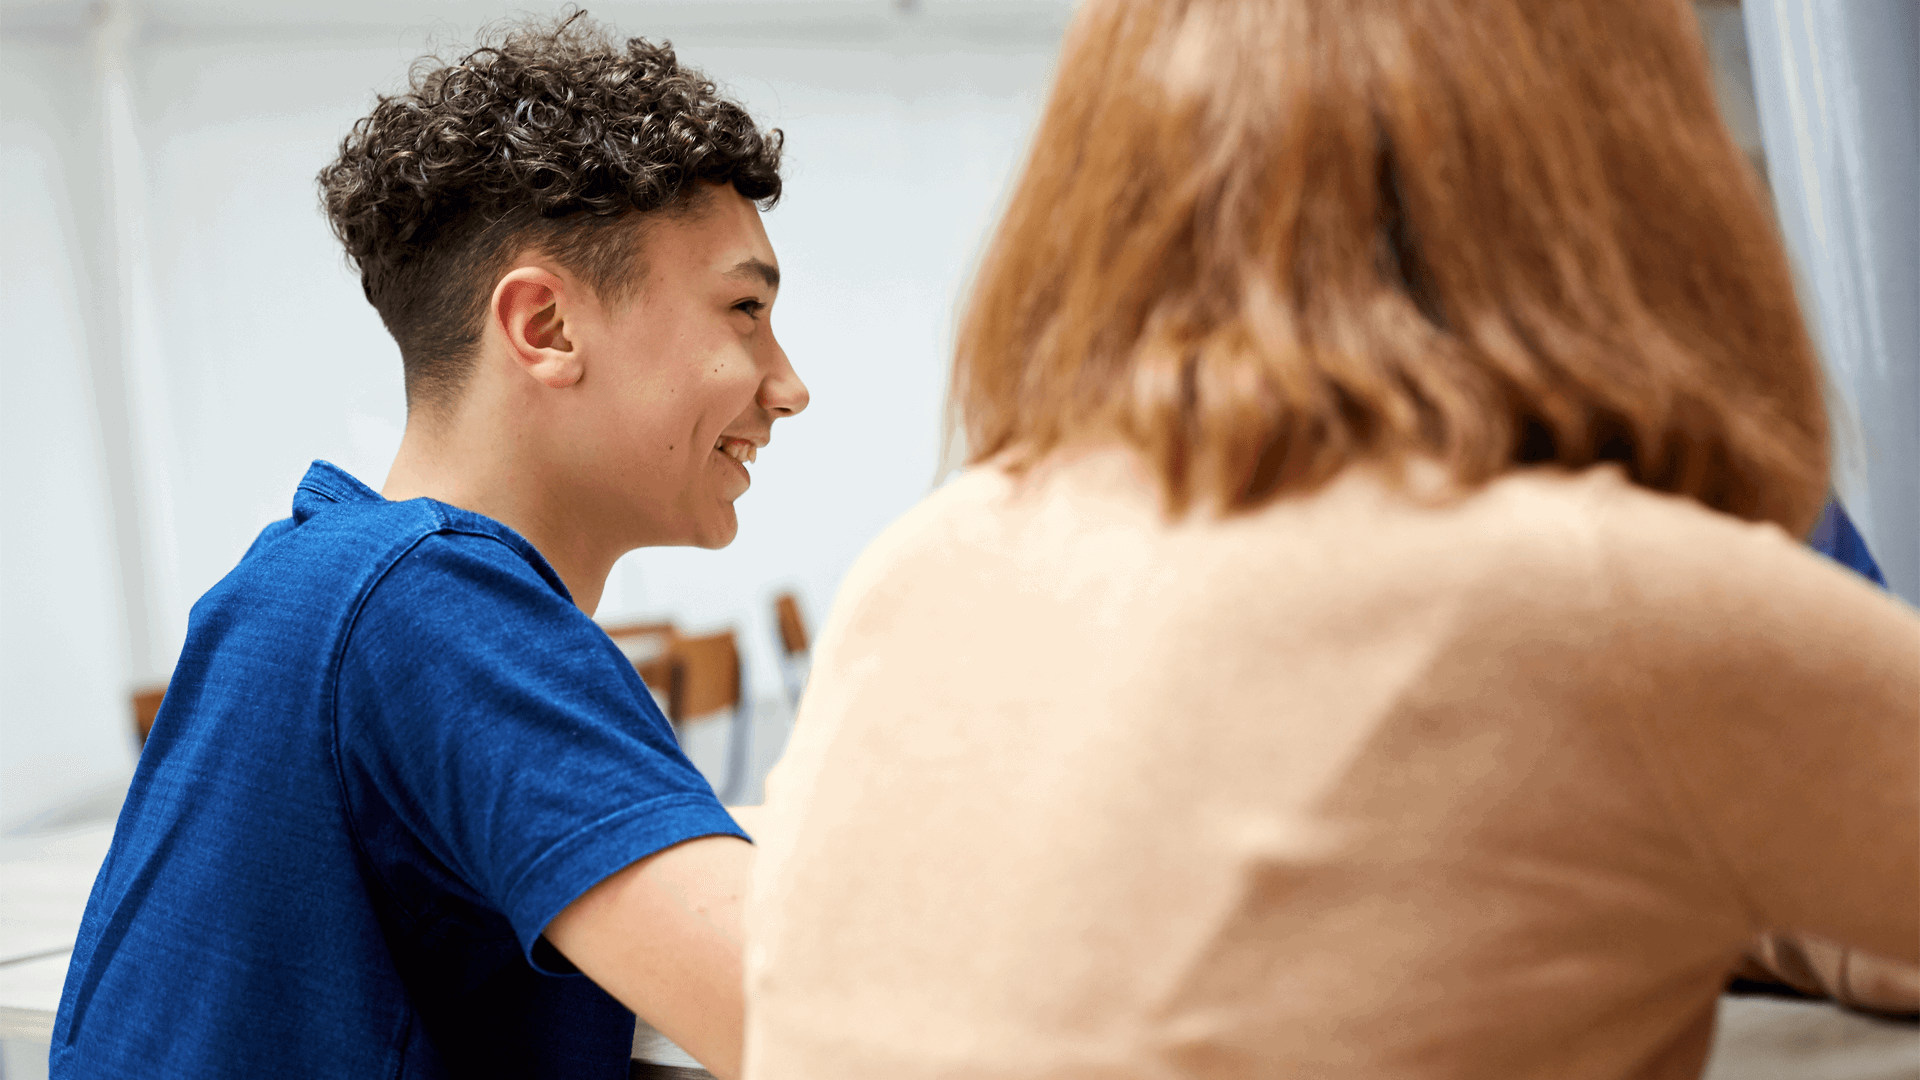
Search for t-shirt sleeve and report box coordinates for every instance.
[335,530,746,968]
[1599,506,1919,965]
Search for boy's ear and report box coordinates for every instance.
[492,267,583,389]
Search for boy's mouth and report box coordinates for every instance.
[716,437,758,465]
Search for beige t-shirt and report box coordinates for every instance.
[745,451,1919,1080]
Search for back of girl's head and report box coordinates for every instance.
[955,0,1827,534]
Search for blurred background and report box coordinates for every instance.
[0,0,1914,832]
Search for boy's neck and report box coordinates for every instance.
[382,412,615,616]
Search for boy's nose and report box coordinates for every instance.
[760,341,809,418]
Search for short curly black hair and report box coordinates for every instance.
[318,11,783,410]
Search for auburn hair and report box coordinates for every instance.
[953,0,1829,534]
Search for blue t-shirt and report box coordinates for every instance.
[1806,497,1887,588]
[52,462,745,1079]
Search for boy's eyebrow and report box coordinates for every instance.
[725,258,780,290]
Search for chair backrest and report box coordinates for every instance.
[602,621,678,717]
[629,652,673,707]
[774,592,810,657]
[132,684,167,745]
[602,620,677,664]
[600,620,741,727]
[668,630,741,724]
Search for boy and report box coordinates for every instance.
[52,15,802,1079]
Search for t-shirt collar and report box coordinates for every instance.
[293,460,384,522]
[287,460,575,606]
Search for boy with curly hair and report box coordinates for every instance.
[53,14,803,1079]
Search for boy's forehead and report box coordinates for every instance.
[648,187,778,286]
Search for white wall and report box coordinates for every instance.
[0,2,1064,829]
[1,38,141,827]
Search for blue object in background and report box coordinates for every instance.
[1807,498,1888,588]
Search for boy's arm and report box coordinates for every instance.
[545,834,755,1080]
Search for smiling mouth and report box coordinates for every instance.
[716,437,758,465]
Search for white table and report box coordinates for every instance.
[0,819,111,1080]
[632,1015,715,1078]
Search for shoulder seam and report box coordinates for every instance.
[327,525,579,927]
[423,514,574,602]
[327,528,457,933]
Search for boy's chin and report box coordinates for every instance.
[634,505,738,550]
[688,507,740,550]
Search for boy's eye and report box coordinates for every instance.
[733,299,765,319]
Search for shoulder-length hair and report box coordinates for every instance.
[953,0,1828,534]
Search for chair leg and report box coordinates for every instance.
[718,701,753,804]
[780,656,810,710]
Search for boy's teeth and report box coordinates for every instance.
[718,440,756,464]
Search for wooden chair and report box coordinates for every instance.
[132,684,167,746]
[602,620,677,666]
[662,630,751,803]
[772,592,811,707]
[663,632,739,725]
[602,620,751,802]
[603,621,678,715]
[774,593,809,656]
